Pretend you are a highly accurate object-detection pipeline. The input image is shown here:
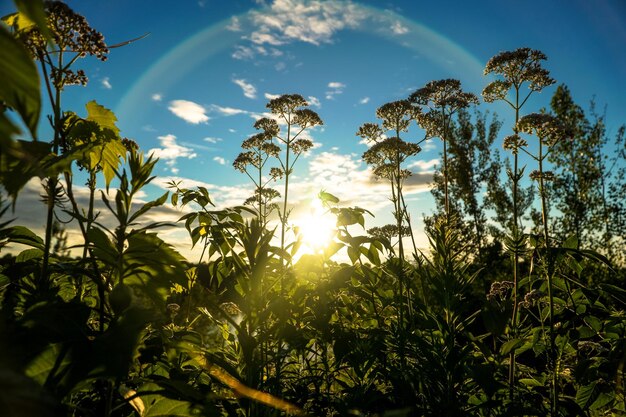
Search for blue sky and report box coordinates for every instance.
[3,0,625,257]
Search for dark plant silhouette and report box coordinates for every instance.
[410,79,478,219]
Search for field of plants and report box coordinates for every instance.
[1,1,625,416]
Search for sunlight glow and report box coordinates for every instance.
[296,198,336,253]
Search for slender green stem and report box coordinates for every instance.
[538,138,557,416]
[509,85,521,399]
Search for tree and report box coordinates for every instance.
[429,108,502,255]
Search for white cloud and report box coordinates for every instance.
[149,134,198,173]
[359,97,370,104]
[204,137,223,144]
[232,45,255,60]
[249,0,367,46]
[391,20,409,35]
[101,77,112,89]
[422,139,437,152]
[407,158,439,171]
[265,92,281,100]
[326,81,345,100]
[232,44,285,60]
[227,16,242,31]
[229,1,427,65]
[233,78,257,99]
[168,100,209,124]
[308,95,321,107]
[209,104,247,116]
[213,156,227,165]
[152,93,163,102]
[228,128,237,133]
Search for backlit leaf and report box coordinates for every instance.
[0,26,40,137]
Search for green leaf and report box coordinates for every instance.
[129,192,169,224]
[0,26,40,137]
[14,0,51,42]
[85,100,120,136]
[318,190,339,204]
[139,383,200,417]
[576,381,597,410]
[123,232,187,307]
[87,226,117,266]
[590,392,614,410]
[500,338,524,356]
[519,378,543,387]
[7,226,44,250]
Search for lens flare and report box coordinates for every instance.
[296,198,335,253]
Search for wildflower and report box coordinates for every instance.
[487,280,514,301]
[483,48,554,99]
[517,113,565,145]
[8,1,109,89]
[356,123,385,144]
[519,289,542,308]
[503,134,528,154]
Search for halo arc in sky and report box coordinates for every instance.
[115,2,486,122]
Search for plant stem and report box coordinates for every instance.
[509,86,521,399]
[538,138,557,416]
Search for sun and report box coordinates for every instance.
[296,198,336,253]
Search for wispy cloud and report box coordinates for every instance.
[359,97,370,104]
[213,156,227,165]
[149,134,198,174]
[407,158,439,171]
[152,93,163,102]
[101,77,112,89]
[232,45,255,60]
[308,95,321,108]
[209,104,248,116]
[227,16,242,31]
[265,92,281,100]
[325,81,345,100]
[232,44,283,60]
[204,137,223,144]
[391,20,409,35]
[168,100,209,124]
[233,78,257,99]
[249,0,366,46]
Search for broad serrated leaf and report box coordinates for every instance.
[85,100,120,137]
[97,138,127,187]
